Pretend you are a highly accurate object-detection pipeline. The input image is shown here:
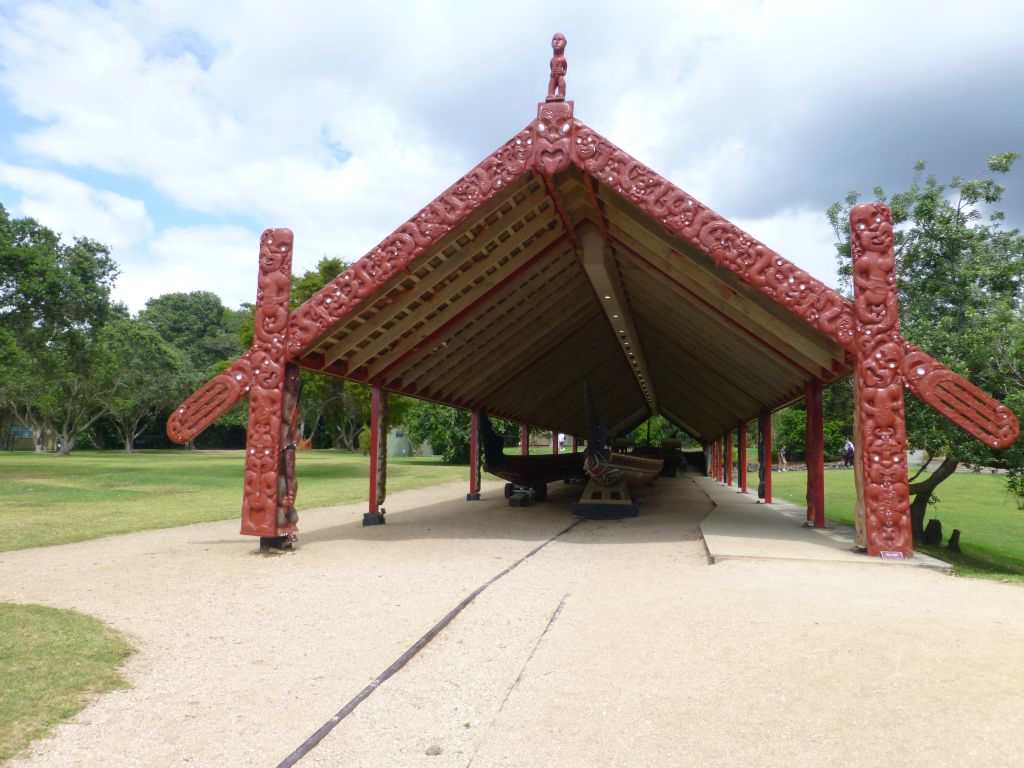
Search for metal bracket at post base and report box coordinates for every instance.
[362,511,386,526]
[466,492,481,501]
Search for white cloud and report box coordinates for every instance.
[0,0,1021,314]
[117,224,260,311]
[0,163,153,253]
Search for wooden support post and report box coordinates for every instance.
[572,436,579,453]
[364,386,386,525]
[725,431,733,486]
[241,229,294,540]
[850,203,912,557]
[738,423,747,493]
[758,409,773,503]
[552,431,559,454]
[520,423,529,456]
[468,409,481,500]
[805,380,825,528]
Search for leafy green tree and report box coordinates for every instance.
[404,400,472,463]
[827,153,1024,537]
[139,291,244,377]
[98,317,185,452]
[0,204,120,454]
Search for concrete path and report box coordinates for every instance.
[2,473,1022,767]
[698,475,952,572]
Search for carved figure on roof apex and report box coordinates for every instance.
[546,33,567,102]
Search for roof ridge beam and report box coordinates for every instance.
[577,222,657,413]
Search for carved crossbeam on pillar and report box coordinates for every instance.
[851,204,912,557]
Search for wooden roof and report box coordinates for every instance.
[290,103,850,441]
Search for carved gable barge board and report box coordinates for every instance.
[313,178,551,367]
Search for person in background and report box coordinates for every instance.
[779,444,788,471]
[843,438,855,468]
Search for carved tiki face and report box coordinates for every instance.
[534,102,573,176]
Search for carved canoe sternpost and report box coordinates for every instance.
[241,228,294,537]
[850,204,912,557]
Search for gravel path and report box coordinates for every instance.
[2,475,1023,767]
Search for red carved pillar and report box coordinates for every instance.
[850,203,912,557]
[468,410,481,501]
[520,423,529,456]
[725,431,733,486]
[805,380,825,528]
[241,229,294,538]
[365,386,387,525]
[738,423,747,493]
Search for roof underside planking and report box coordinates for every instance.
[296,163,849,441]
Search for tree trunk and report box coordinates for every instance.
[124,434,135,453]
[908,454,959,542]
[57,433,75,456]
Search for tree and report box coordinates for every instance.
[0,204,120,454]
[99,317,185,452]
[139,291,245,376]
[827,153,1024,538]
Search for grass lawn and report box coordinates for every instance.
[0,449,468,553]
[0,603,132,762]
[770,469,1024,583]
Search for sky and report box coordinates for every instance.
[1,0,1022,313]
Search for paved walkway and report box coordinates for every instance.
[3,473,1021,767]
[697,475,952,572]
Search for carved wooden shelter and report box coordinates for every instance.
[168,34,1019,558]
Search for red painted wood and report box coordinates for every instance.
[470,410,480,495]
[738,423,747,493]
[851,204,912,557]
[369,386,382,515]
[239,229,293,537]
[763,411,773,504]
[521,423,529,456]
[805,380,825,528]
[725,430,733,486]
